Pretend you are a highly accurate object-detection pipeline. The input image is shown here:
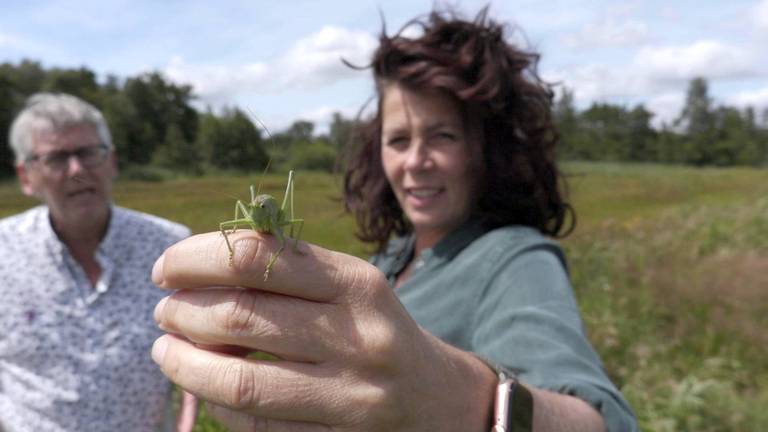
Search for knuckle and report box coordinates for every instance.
[229,235,269,275]
[359,321,400,368]
[215,361,261,410]
[332,258,387,303]
[216,290,261,336]
[342,379,402,428]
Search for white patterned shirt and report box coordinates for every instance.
[0,205,189,432]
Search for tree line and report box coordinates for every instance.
[0,60,355,179]
[555,78,768,166]
[1,60,766,180]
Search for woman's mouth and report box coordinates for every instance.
[405,187,444,207]
[408,187,441,198]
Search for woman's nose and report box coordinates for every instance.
[403,140,433,171]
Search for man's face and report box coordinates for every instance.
[16,123,117,228]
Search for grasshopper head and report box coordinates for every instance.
[255,194,278,211]
[250,194,280,232]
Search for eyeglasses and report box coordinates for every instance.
[26,144,110,172]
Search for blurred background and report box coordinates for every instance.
[1,1,767,430]
[0,0,766,177]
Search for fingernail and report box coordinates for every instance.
[151,335,168,364]
[154,296,168,325]
[152,254,165,286]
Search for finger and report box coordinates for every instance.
[154,289,337,362]
[152,231,379,304]
[206,403,331,432]
[152,334,355,424]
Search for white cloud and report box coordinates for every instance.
[548,39,759,110]
[728,86,768,109]
[0,31,41,53]
[163,56,270,105]
[548,67,683,128]
[634,40,756,84]
[755,0,768,32]
[0,32,18,47]
[547,63,639,103]
[295,104,363,134]
[645,92,684,128]
[162,26,377,106]
[563,18,649,48]
[277,26,378,89]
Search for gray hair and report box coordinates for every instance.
[9,92,113,163]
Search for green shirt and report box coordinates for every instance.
[371,219,637,432]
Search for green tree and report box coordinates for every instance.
[290,139,337,172]
[285,120,314,143]
[626,105,657,161]
[101,91,155,167]
[0,59,45,97]
[676,77,716,165]
[328,112,355,152]
[324,112,357,171]
[655,125,684,164]
[579,103,630,161]
[0,60,44,177]
[270,119,317,169]
[124,72,198,163]
[0,75,18,177]
[712,106,761,166]
[553,87,581,159]
[42,67,101,105]
[201,108,269,172]
[153,123,202,175]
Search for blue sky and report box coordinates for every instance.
[2,0,767,133]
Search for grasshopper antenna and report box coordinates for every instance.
[247,108,275,196]
[256,159,273,196]
[247,108,275,141]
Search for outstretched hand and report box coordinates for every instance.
[150,230,495,431]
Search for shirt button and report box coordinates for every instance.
[414,258,425,270]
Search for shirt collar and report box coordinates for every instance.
[41,204,119,258]
[40,206,66,257]
[385,217,489,281]
[98,205,120,259]
[429,217,488,262]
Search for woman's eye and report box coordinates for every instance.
[386,136,409,147]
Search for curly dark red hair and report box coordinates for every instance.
[343,7,574,252]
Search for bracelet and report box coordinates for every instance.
[490,370,534,432]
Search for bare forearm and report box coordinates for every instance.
[529,386,606,432]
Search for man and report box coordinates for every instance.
[0,93,196,431]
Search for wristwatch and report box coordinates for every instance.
[491,371,533,432]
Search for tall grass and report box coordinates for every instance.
[563,163,768,430]
[1,163,765,430]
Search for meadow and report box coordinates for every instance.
[1,162,766,431]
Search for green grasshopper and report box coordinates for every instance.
[219,170,304,281]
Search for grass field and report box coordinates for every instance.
[1,162,766,431]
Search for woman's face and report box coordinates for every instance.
[380,83,480,247]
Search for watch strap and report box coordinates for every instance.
[509,381,533,432]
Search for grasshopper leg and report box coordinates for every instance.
[263,244,285,281]
[289,218,304,251]
[219,221,236,265]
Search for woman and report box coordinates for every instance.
[150,8,637,431]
